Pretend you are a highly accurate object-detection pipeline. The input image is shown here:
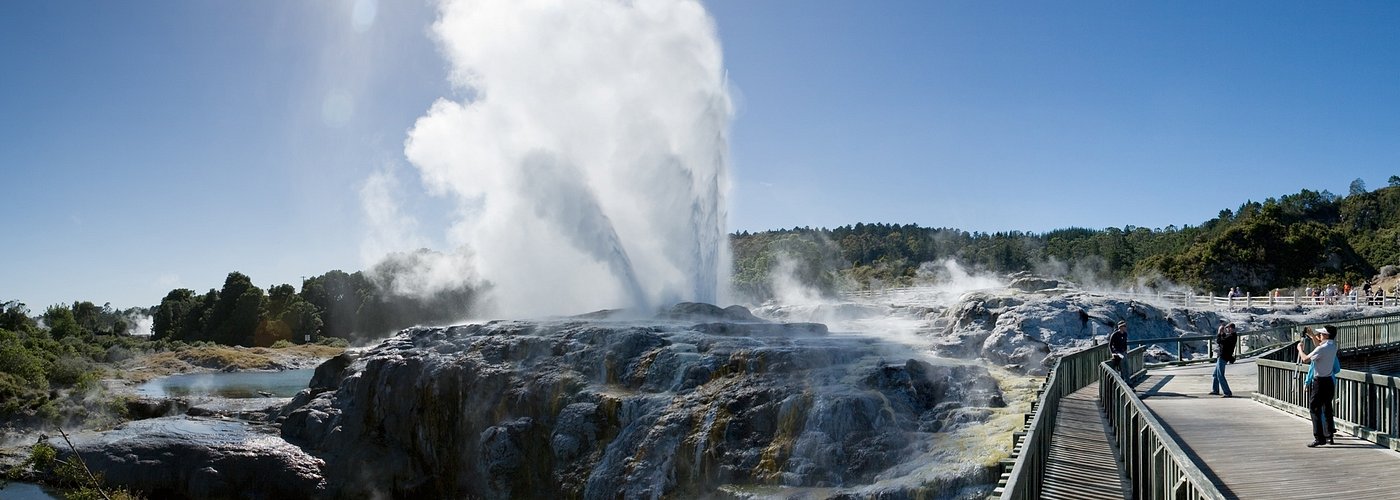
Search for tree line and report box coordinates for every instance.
[151,249,482,346]
[732,179,1400,301]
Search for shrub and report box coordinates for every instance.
[317,337,350,348]
[104,345,134,363]
[269,340,295,349]
[48,357,94,387]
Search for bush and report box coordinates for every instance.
[317,337,349,348]
[269,340,295,349]
[48,357,94,387]
[104,345,134,363]
[1381,265,1399,278]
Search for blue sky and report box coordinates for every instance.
[3,1,1398,310]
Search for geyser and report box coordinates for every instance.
[402,0,733,317]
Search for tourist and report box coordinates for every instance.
[1209,322,1237,397]
[1297,325,1339,447]
[1109,321,1129,382]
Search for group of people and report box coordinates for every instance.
[1110,319,1341,448]
[1299,283,1391,306]
[1209,320,1339,447]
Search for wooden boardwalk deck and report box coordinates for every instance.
[1042,382,1129,500]
[1139,359,1400,499]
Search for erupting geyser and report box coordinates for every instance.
[403,0,732,317]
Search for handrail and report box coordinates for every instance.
[1127,312,1400,364]
[1254,343,1400,451]
[1099,358,1227,499]
[997,344,1114,499]
[1129,330,1292,364]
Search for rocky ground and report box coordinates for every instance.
[13,281,1395,499]
[276,303,1023,498]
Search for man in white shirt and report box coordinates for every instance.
[1297,325,1339,447]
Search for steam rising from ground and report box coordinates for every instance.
[391,0,732,318]
[757,259,1010,350]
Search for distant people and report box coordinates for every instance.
[1298,325,1339,447]
[1109,321,1129,382]
[1210,322,1238,397]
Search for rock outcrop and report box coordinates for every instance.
[931,290,1229,374]
[62,416,325,499]
[277,304,1007,498]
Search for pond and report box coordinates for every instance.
[0,481,59,500]
[136,368,315,399]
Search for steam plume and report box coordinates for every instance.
[401,0,732,317]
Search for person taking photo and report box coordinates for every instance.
[1209,322,1238,397]
[1297,325,1339,447]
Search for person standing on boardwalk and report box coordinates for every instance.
[1210,322,1238,397]
[1109,321,1129,382]
[1298,325,1339,447]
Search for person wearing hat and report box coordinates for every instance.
[1109,321,1129,382]
[1209,322,1238,397]
[1297,324,1339,447]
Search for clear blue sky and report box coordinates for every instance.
[3,1,1398,310]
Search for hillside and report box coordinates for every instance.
[732,182,1400,302]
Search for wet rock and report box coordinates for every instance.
[123,397,186,420]
[279,305,1006,498]
[660,302,761,322]
[1009,276,1059,292]
[62,416,324,499]
[307,350,358,390]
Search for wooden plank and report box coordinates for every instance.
[1141,360,1400,499]
[1041,383,1130,500]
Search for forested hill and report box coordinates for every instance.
[731,180,1400,301]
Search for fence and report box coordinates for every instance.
[1127,311,1400,366]
[1112,291,1400,311]
[1098,351,1226,500]
[1128,328,1293,365]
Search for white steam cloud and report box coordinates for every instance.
[397,0,733,318]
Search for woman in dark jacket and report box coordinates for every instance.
[1210,322,1239,397]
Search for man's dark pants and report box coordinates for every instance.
[1308,376,1337,442]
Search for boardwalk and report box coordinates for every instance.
[1042,382,1129,500]
[1139,359,1400,499]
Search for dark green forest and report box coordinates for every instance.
[732,180,1400,301]
[149,249,483,347]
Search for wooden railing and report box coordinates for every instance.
[1099,355,1227,500]
[996,344,1115,499]
[1255,343,1400,451]
[1329,314,1400,352]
